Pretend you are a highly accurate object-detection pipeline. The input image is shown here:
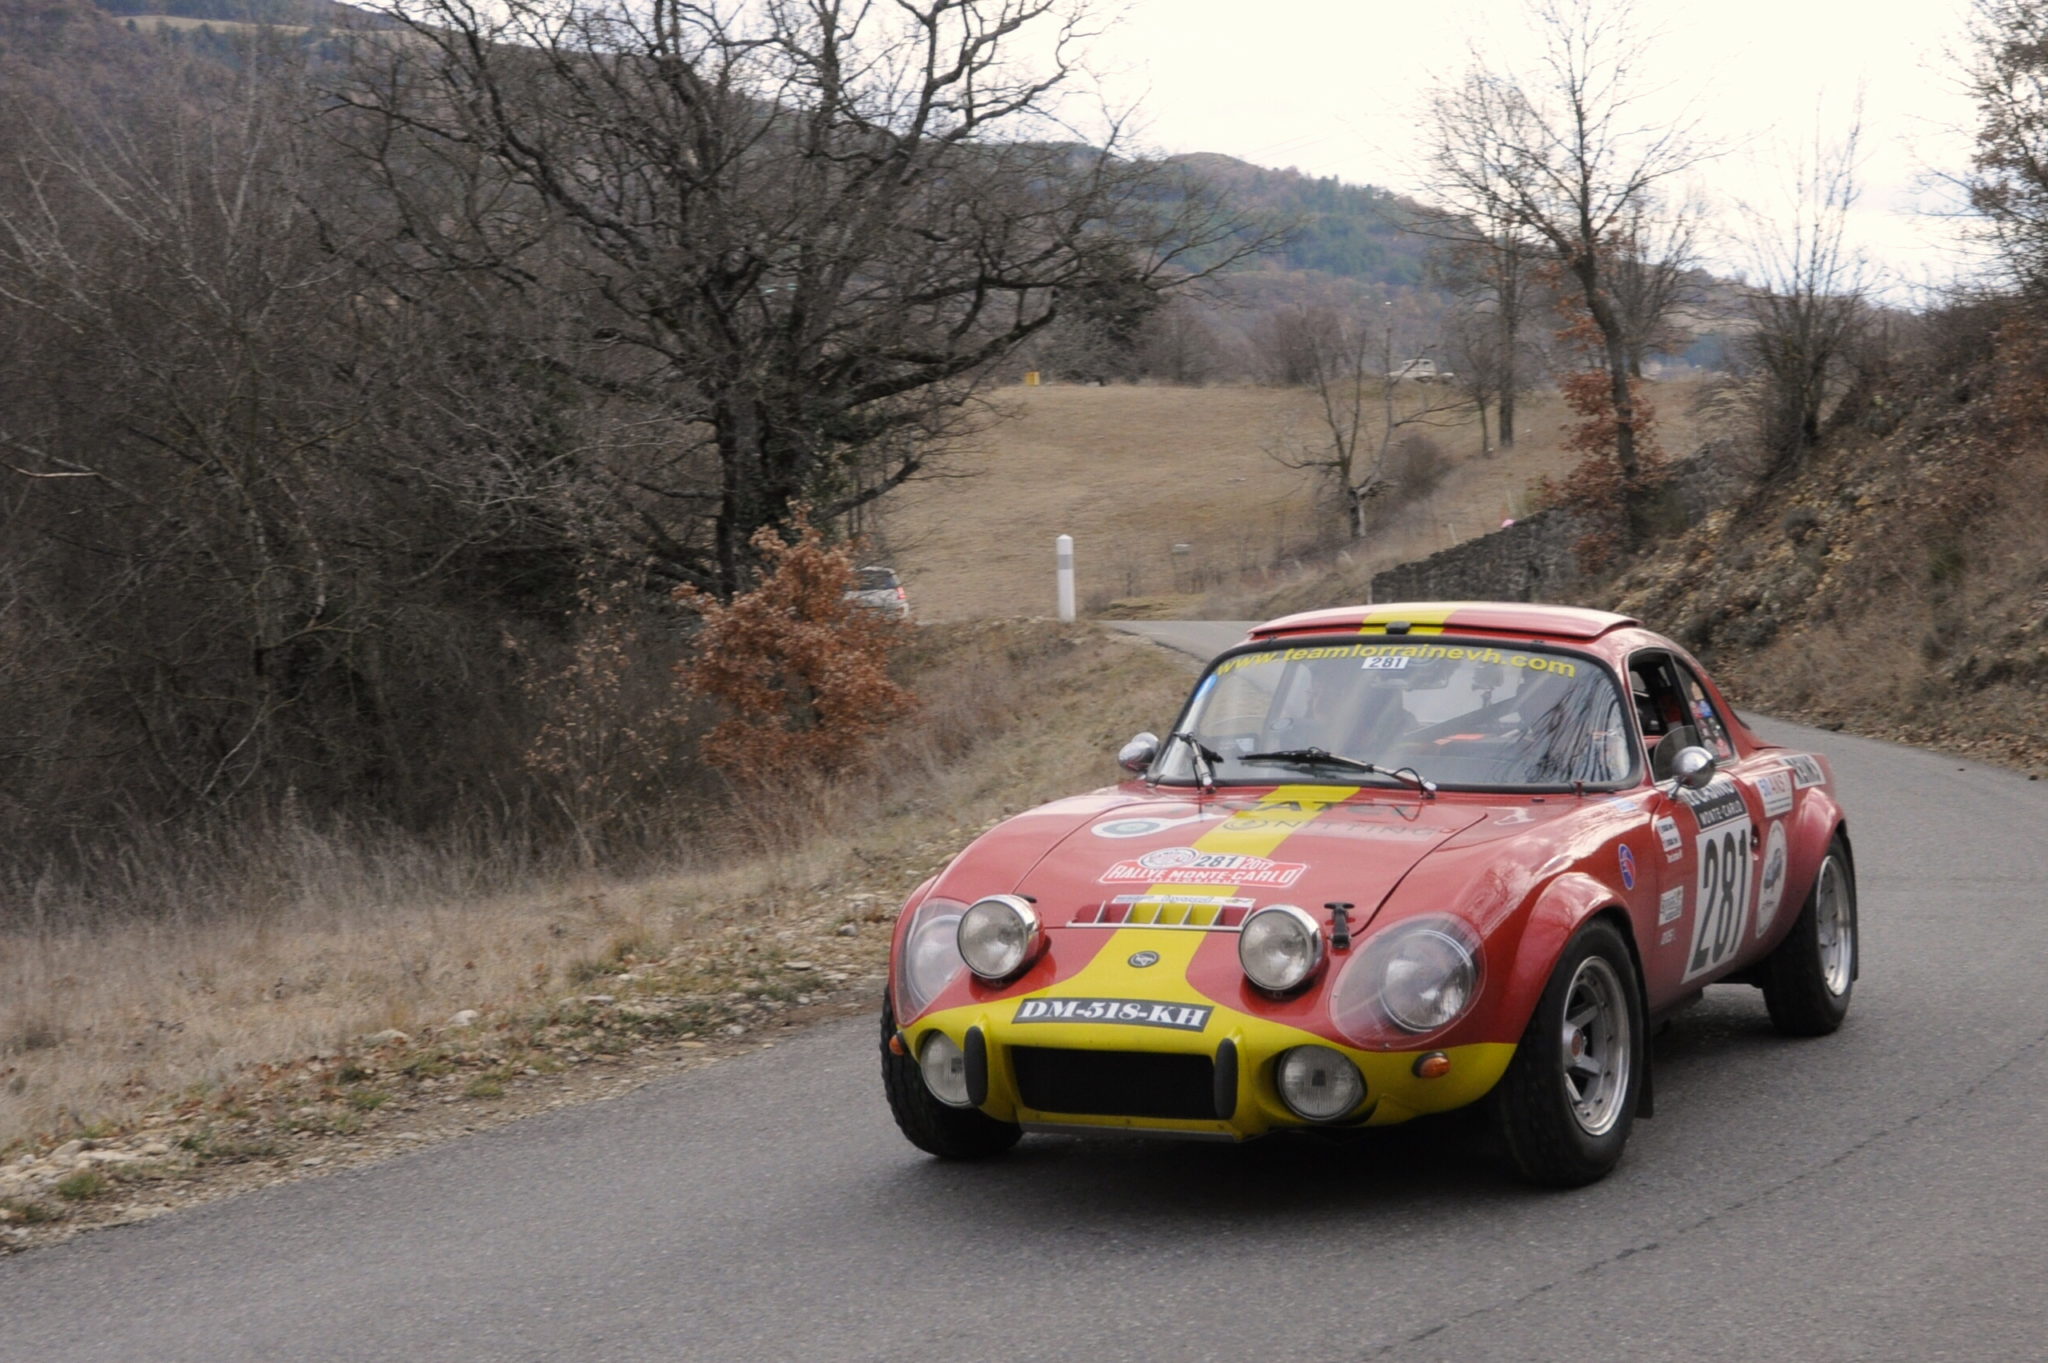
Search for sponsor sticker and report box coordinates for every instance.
[1757,770,1796,819]
[1659,927,1678,946]
[1215,643,1577,679]
[1100,846,1308,888]
[1656,816,1683,858]
[1784,753,1828,789]
[1092,813,1211,839]
[1659,886,1685,925]
[1013,998,1213,1031]
[1755,822,1790,937]
[1619,844,1638,891]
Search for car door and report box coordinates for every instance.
[1630,651,1769,1005]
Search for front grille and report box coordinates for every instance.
[1009,1046,1216,1120]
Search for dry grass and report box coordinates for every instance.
[0,622,1193,1156]
[881,378,1713,620]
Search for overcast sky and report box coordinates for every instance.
[1074,0,1984,297]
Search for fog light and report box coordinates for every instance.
[919,1031,972,1107]
[1275,1045,1366,1122]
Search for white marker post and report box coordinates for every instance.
[1055,534,1075,622]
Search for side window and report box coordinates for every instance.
[1630,651,1736,764]
[1677,667,1736,760]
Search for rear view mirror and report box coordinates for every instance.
[1117,732,1159,773]
[1671,745,1718,791]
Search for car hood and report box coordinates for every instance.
[944,787,1489,931]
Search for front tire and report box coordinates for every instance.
[880,996,1021,1159]
[1493,919,1645,1188]
[1760,840,1856,1037]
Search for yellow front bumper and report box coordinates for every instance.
[904,927,1514,1139]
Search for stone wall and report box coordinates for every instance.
[1369,443,1746,605]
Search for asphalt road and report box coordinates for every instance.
[6,623,2047,1362]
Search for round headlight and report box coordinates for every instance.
[1379,927,1478,1033]
[957,895,1042,981]
[918,1032,972,1107]
[899,902,965,1017]
[1238,904,1324,992]
[1275,1045,1366,1121]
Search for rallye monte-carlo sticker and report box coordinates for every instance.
[1100,846,1309,888]
[1679,776,1755,982]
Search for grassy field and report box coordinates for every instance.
[0,624,1192,1167]
[882,378,1711,620]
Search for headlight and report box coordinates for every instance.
[1275,1045,1366,1121]
[918,1032,972,1107]
[957,895,1043,981]
[1238,904,1324,992]
[898,900,965,1016]
[1376,926,1478,1033]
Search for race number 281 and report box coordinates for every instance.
[1685,822,1751,980]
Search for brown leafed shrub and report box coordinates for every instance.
[673,512,915,790]
[1543,341,1668,572]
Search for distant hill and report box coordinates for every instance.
[90,0,379,23]
[1168,152,1436,288]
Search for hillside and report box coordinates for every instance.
[1601,327,2048,773]
[91,0,375,23]
[1167,153,1439,286]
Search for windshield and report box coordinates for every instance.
[1155,637,1637,790]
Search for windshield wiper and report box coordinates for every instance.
[1237,748,1437,797]
[1173,730,1222,792]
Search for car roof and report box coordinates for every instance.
[1248,601,1641,645]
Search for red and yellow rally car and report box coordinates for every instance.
[881,603,1856,1185]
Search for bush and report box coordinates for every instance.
[673,512,915,791]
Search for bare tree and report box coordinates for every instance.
[1736,111,1874,473]
[1427,215,1545,450]
[326,0,1271,596]
[1962,0,2048,298]
[1607,197,1703,376]
[1442,301,1514,454]
[1413,192,1543,449]
[1270,306,1468,537]
[1425,0,1704,531]
[1134,295,1222,385]
[1251,302,1344,387]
